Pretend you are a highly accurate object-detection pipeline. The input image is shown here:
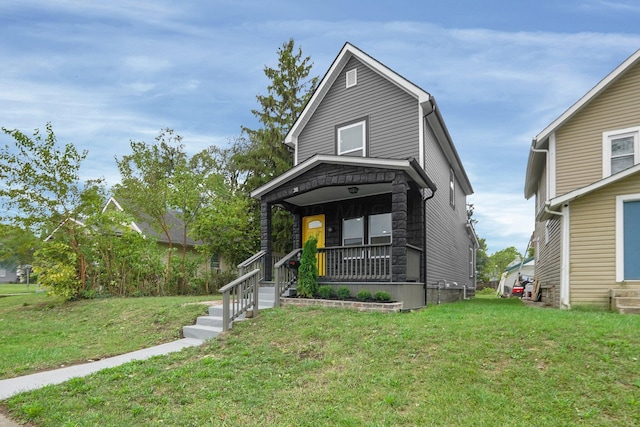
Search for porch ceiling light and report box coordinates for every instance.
[348,186,359,194]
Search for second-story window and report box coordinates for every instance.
[603,127,640,177]
[337,119,367,157]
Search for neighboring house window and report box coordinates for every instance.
[369,213,392,244]
[616,194,640,281]
[0,269,5,277]
[337,119,367,157]
[469,246,475,278]
[210,254,220,271]
[603,127,640,177]
[544,220,550,245]
[343,217,364,246]
[449,167,455,208]
[346,68,357,88]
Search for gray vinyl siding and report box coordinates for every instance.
[423,122,474,288]
[297,57,419,163]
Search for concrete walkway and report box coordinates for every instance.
[0,338,203,400]
[0,338,204,426]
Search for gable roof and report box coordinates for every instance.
[284,42,473,196]
[104,197,199,247]
[525,49,640,199]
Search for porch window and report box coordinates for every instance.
[337,120,366,156]
[616,194,640,281]
[343,217,364,246]
[369,213,392,244]
[603,127,640,177]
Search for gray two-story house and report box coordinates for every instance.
[250,43,477,308]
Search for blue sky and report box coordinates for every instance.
[2,0,640,255]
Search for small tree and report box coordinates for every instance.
[297,236,318,298]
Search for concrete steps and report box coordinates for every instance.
[610,289,640,314]
[182,287,276,340]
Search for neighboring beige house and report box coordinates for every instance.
[524,49,640,309]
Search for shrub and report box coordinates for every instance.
[477,287,496,295]
[297,236,319,298]
[317,285,334,299]
[207,270,239,293]
[336,286,351,299]
[374,291,392,302]
[356,290,372,301]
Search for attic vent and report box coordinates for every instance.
[346,68,357,88]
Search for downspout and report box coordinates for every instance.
[423,188,436,307]
[545,204,571,309]
[422,98,438,307]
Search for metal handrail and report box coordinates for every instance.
[274,248,302,307]
[219,268,261,331]
[237,250,266,276]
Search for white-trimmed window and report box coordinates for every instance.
[342,217,364,246]
[544,220,551,245]
[603,127,640,177]
[616,194,640,282]
[449,167,455,208]
[0,269,5,278]
[337,120,366,156]
[368,213,392,245]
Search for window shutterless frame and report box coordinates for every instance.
[603,127,640,177]
[336,118,368,157]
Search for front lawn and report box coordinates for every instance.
[0,292,218,379]
[3,296,639,426]
[0,283,37,295]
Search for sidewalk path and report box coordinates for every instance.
[0,338,203,400]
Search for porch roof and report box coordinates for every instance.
[250,155,437,204]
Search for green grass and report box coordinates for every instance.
[3,296,640,426]
[0,283,37,295]
[0,292,219,379]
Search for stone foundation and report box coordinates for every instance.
[280,297,403,313]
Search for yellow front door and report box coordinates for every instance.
[302,214,326,276]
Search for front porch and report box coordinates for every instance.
[248,155,438,308]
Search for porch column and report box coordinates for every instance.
[292,212,302,250]
[261,200,273,281]
[391,173,408,282]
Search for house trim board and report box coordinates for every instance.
[545,204,571,309]
[548,133,556,199]
[249,154,436,200]
[545,163,640,214]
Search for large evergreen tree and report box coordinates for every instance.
[235,38,318,253]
